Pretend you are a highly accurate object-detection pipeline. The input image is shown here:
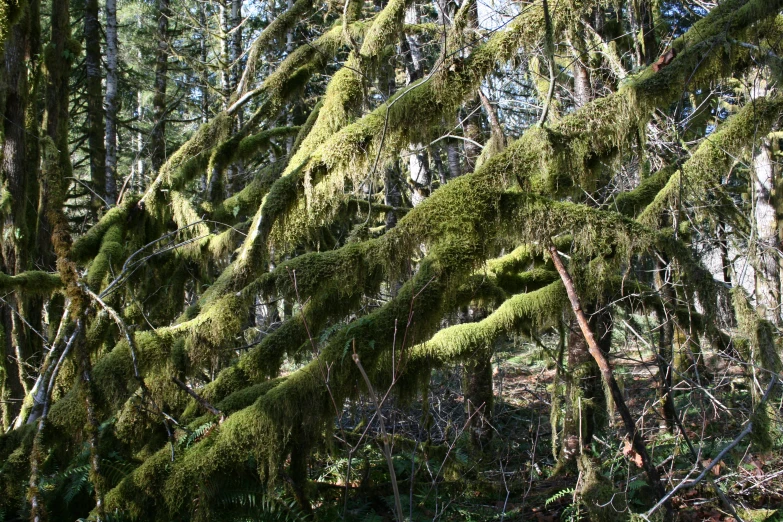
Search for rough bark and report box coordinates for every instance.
[150,0,170,174]
[84,0,106,212]
[104,0,119,202]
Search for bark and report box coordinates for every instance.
[445,141,461,178]
[384,162,402,230]
[753,140,781,324]
[655,258,677,433]
[557,311,611,467]
[464,348,494,448]
[84,0,106,212]
[104,0,119,202]
[230,0,243,94]
[150,0,170,174]
[1,1,33,427]
[631,0,658,66]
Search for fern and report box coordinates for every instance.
[179,420,217,449]
[545,487,574,507]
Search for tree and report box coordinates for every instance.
[1,0,782,520]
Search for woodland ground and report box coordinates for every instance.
[307,322,783,522]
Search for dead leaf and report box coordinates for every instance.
[623,439,644,468]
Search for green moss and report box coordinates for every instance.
[48,328,178,433]
[70,196,137,262]
[405,281,565,367]
[612,164,677,217]
[239,0,315,94]
[0,270,62,294]
[210,163,283,223]
[639,97,783,227]
[86,223,125,290]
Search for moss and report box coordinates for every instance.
[358,0,410,61]
[639,97,783,227]
[86,223,125,290]
[238,127,300,162]
[612,164,677,217]
[577,454,627,521]
[405,281,565,368]
[0,423,34,516]
[170,294,247,368]
[732,289,782,451]
[214,378,284,413]
[210,163,283,223]
[0,1,26,54]
[238,0,315,94]
[103,447,172,520]
[0,270,62,294]
[48,328,178,433]
[70,196,137,262]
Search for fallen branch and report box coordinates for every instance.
[547,242,669,512]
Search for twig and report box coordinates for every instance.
[353,347,405,522]
[643,375,779,520]
[172,376,224,419]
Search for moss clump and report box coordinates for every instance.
[0,270,62,294]
[210,162,283,222]
[86,222,125,290]
[171,294,247,368]
[612,164,677,217]
[406,281,565,367]
[70,196,137,262]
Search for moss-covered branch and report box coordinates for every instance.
[0,271,62,294]
[638,95,783,227]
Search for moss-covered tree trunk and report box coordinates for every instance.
[630,0,658,66]
[655,262,677,433]
[556,312,611,470]
[753,138,781,325]
[0,0,33,429]
[464,345,494,448]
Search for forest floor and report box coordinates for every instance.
[323,326,783,521]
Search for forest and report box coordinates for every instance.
[0,0,782,520]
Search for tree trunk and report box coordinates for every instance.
[84,0,106,212]
[150,0,170,174]
[557,312,610,468]
[655,258,677,433]
[753,139,781,325]
[1,1,32,428]
[104,0,119,202]
[464,347,494,448]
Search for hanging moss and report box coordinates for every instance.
[70,195,137,263]
[169,190,211,251]
[238,0,315,95]
[0,270,62,294]
[612,164,677,217]
[167,294,247,369]
[86,223,125,290]
[405,281,565,368]
[639,96,783,227]
[48,328,179,433]
[210,163,283,223]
